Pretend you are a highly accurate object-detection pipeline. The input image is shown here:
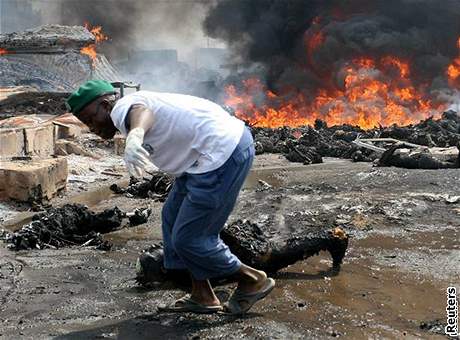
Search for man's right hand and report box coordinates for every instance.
[124,127,153,178]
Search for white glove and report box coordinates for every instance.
[124,127,153,178]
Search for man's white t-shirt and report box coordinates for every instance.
[110,91,245,176]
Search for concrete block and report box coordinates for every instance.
[0,157,68,202]
[55,139,99,158]
[0,128,25,158]
[54,122,82,139]
[1,121,55,158]
[24,123,55,156]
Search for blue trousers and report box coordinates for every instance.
[161,128,254,280]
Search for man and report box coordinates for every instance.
[66,80,275,314]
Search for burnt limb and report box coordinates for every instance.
[264,228,348,272]
[136,220,349,285]
[110,173,173,201]
[377,144,460,169]
[221,220,348,273]
[2,204,125,251]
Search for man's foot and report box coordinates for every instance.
[158,296,223,314]
[190,278,221,307]
[237,267,269,294]
[189,294,221,307]
[224,277,276,315]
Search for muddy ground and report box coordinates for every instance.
[1,156,459,339]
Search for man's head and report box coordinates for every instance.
[67,80,119,139]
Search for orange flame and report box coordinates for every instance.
[225,56,445,129]
[447,37,460,83]
[84,22,108,43]
[0,48,10,55]
[80,44,97,65]
[80,22,108,68]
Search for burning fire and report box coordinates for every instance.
[80,22,108,68]
[447,37,460,83]
[223,22,460,130]
[0,48,10,55]
[225,55,446,129]
[225,55,449,129]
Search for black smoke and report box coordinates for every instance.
[59,0,139,59]
[59,0,209,60]
[204,0,460,95]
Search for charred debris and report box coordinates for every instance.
[136,220,348,286]
[1,204,151,251]
[248,110,460,168]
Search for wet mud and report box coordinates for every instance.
[1,158,459,339]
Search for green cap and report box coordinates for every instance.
[66,80,116,114]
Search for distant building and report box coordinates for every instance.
[192,47,229,72]
[125,49,178,74]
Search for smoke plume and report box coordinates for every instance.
[38,0,212,60]
[204,0,460,127]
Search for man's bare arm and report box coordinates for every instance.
[126,104,155,133]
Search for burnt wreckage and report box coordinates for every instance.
[249,110,460,169]
[1,23,459,287]
[136,221,348,286]
[2,204,151,251]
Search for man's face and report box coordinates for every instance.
[75,94,118,139]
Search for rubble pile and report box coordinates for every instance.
[1,204,151,251]
[379,110,460,147]
[250,110,460,164]
[0,25,93,52]
[0,25,120,92]
[0,91,70,118]
[110,173,174,201]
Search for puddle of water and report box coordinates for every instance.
[69,179,129,207]
[266,233,451,338]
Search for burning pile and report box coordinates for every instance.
[250,110,460,165]
[225,56,445,129]
[205,1,460,130]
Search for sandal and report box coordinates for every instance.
[157,296,223,314]
[224,277,276,315]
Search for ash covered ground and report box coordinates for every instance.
[1,154,459,339]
